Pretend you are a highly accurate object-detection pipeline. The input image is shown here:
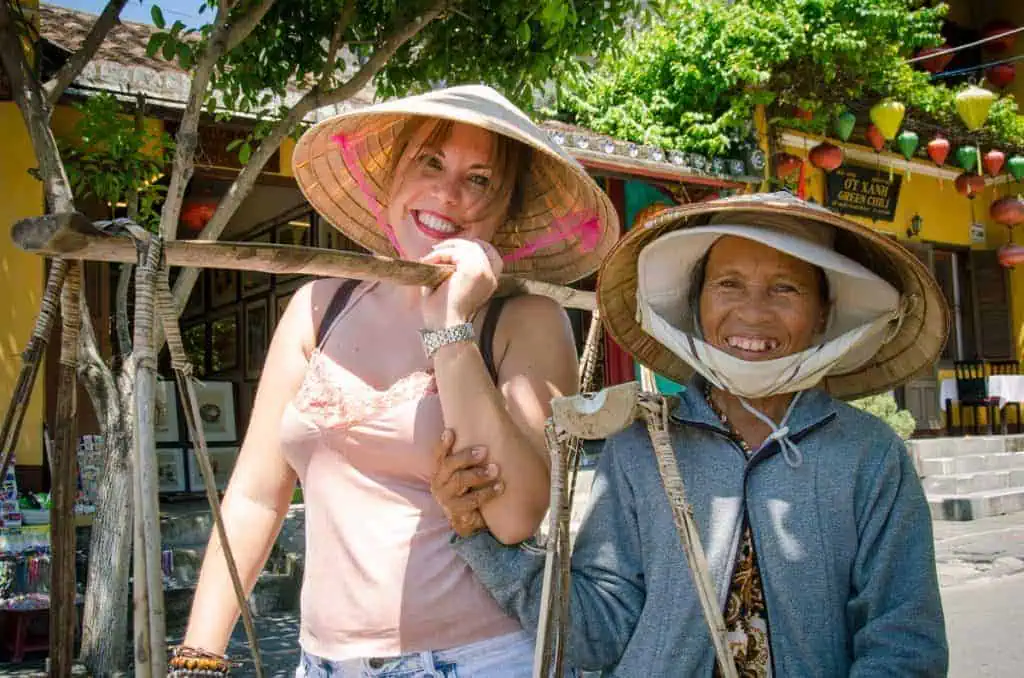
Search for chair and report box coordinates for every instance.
[989,360,1022,434]
[945,360,995,435]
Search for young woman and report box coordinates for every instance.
[175,85,618,677]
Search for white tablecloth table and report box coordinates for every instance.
[939,375,1024,410]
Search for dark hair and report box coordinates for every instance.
[687,244,831,328]
[387,116,532,220]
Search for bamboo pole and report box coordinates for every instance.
[131,238,167,677]
[49,262,80,678]
[10,213,597,310]
[157,281,264,678]
[0,259,67,483]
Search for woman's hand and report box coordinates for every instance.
[431,430,506,537]
[419,238,502,330]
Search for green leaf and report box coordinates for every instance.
[177,42,193,69]
[238,142,252,165]
[225,138,244,151]
[517,22,531,43]
[151,5,165,29]
[162,37,177,61]
[146,33,167,59]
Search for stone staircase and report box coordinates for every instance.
[909,435,1024,521]
[159,502,306,626]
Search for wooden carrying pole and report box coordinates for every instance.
[10,213,597,310]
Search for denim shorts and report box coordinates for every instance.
[295,630,534,678]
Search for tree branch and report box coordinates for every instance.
[43,0,129,107]
[0,1,75,212]
[321,0,357,85]
[224,0,277,53]
[168,0,450,313]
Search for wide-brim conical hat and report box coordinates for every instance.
[292,85,619,285]
[598,192,950,400]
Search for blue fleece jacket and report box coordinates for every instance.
[454,379,948,676]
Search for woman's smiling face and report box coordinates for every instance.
[385,120,512,260]
[698,235,828,361]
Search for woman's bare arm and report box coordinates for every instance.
[182,280,336,652]
[432,294,579,544]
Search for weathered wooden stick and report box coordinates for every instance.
[535,421,568,678]
[10,213,597,310]
[49,262,80,678]
[132,237,167,677]
[0,259,67,484]
[158,281,264,678]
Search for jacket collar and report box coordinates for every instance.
[669,375,838,439]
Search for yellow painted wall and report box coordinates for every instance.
[0,103,45,466]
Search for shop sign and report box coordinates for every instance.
[969,223,986,244]
[824,165,902,222]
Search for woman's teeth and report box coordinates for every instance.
[726,336,779,353]
[418,212,459,234]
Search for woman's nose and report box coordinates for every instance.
[431,175,461,205]
[734,288,774,322]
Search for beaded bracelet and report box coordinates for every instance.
[168,645,232,676]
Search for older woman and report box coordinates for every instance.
[432,193,949,677]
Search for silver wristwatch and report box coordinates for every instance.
[419,322,475,358]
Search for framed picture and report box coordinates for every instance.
[189,380,237,442]
[241,229,273,297]
[156,448,187,493]
[182,271,206,319]
[154,380,180,443]
[209,308,240,374]
[210,268,238,308]
[244,299,270,380]
[182,322,208,376]
[187,446,239,492]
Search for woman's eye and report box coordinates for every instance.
[715,279,741,290]
[419,154,443,170]
[468,174,491,188]
[773,283,799,294]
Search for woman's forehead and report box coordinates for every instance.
[706,236,820,277]
[410,120,496,163]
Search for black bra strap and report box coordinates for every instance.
[316,279,362,348]
[480,295,510,382]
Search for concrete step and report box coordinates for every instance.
[919,453,1024,476]
[928,487,1024,521]
[909,436,1012,460]
[923,469,1024,494]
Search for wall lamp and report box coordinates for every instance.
[906,213,923,238]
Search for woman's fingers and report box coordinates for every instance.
[430,430,506,536]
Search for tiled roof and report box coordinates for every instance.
[39,3,184,75]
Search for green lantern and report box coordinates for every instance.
[956,145,979,173]
[1008,156,1024,182]
[896,130,919,161]
[833,111,856,142]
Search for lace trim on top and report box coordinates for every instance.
[293,348,437,431]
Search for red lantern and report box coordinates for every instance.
[809,142,844,172]
[998,244,1024,269]
[180,198,218,233]
[773,153,802,180]
[927,136,951,166]
[865,124,886,153]
[915,45,954,73]
[954,172,985,198]
[991,196,1024,226]
[982,20,1018,54]
[986,63,1016,89]
[983,149,1006,177]
[794,106,814,121]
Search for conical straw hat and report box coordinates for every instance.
[292,85,620,285]
[598,192,950,400]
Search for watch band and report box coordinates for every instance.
[419,322,475,359]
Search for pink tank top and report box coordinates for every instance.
[279,283,520,661]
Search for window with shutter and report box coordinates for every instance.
[969,250,1014,360]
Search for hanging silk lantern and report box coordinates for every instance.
[983,149,1006,177]
[180,198,218,233]
[998,244,1024,269]
[986,63,1017,89]
[865,124,886,153]
[927,136,951,166]
[982,20,1018,54]
[955,146,979,173]
[954,172,985,198]
[991,197,1024,226]
[896,130,919,161]
[773,152,802,180]
[915,45,954,74]
[869,99,906,140]
[809,142,844,172]
[1008,156,1024,182]
[833,111,856,142]
[955,85,997,131]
